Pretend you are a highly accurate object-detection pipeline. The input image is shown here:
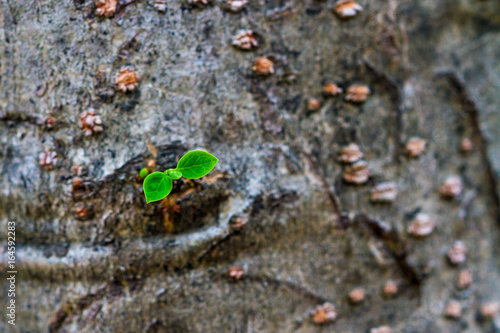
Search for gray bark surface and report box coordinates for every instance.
[1,0,500,332]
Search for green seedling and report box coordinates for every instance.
[143,150,218,203]
[139,167,149,179]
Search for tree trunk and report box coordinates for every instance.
[1,0,500,332]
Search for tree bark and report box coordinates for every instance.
[1,0,500,332]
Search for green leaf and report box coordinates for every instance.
[139,167,149,179]
[166,169,182,180]
[143,172,173,203]
[175,150,218,179]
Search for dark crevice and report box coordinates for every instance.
[363,60,404,164]
[0,112,41,126]
[197,232,234,263]
[48,276,143,332]
[305,153,343,225]
[48,284,107,332]
[353,214,424,291]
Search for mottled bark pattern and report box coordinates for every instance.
[1,0,500,332]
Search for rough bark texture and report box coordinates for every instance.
[1,0,500,332]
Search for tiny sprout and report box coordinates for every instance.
[166,169,182,180]
[139,168,149,179]
[143,150,218,203]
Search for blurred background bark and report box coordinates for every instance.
[1,0,500,331]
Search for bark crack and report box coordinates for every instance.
[305,153,344,226]
[363,60,404,164]
[353,213,424,288]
